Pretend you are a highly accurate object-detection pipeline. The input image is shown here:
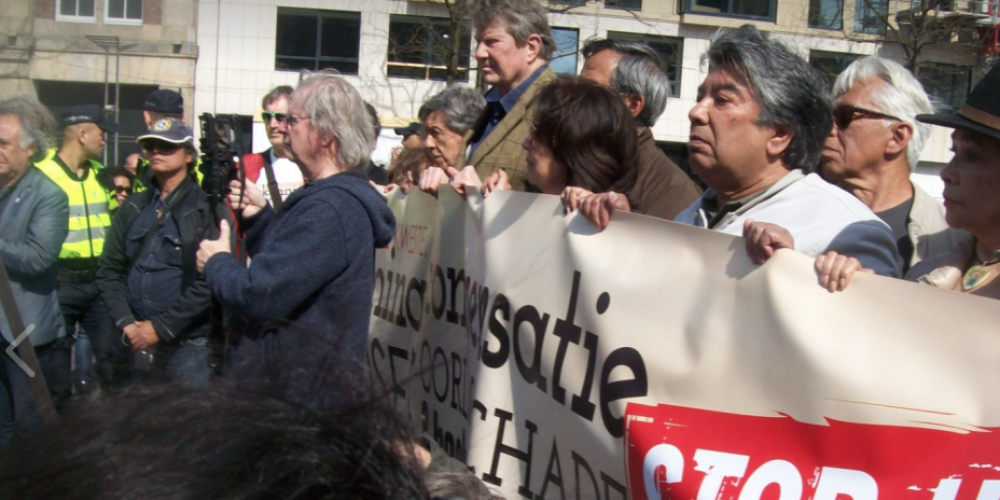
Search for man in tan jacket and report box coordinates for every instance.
[460,0,558,192]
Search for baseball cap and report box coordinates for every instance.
[144,89,184,114]
[60,104,120,133]
[393,122,422,138]
[136,118,197,153]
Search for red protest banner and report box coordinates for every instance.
[624,402,1000,500]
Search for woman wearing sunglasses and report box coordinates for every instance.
[96,118,234,386]
[817,63,1000,300]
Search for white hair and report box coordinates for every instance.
[833,56,935,172]
[295,71,373,171]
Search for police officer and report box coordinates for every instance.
[34,104,125,391]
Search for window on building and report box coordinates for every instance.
[275,8,361,74]
[105,0,142,22]
[57,0,96,20]
[683,0,774,21]
[386,15,471,82]
[607,31,684,97]
[808,0,843,29]
[605,0,643,10]
[809,50,863,88]
[854,0,889,34]
[918,63,971,110]
[550,28,579,75]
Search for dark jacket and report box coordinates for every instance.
[0,167,69,346]
[203,171,395,409]
[97,178,230,342]
[629,127,702,221]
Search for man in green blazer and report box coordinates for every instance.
[461,0,559,192]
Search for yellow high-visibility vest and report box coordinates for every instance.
[34,149,112,260]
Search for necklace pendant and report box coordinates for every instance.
[962,265,992,291]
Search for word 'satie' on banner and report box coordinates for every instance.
[370,184,1000,500]
[624,402,1000,500]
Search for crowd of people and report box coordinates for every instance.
[0,0,997,495]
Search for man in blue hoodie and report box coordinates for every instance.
[197,72,395,410]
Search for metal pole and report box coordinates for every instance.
[114,45,121,166]
[102,48,110,166]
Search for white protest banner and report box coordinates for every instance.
[368,187,1000,500]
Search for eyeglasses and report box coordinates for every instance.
[286,115,311,127]
[833,105,903,130]
[113,186,131,194]
[262,112,287,123]
[140,140,183,155]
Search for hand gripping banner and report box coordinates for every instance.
[368,188,1000,500]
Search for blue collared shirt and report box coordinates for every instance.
[125,186,185,322]
[470,65,549,155]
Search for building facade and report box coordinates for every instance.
[0,0,199,166]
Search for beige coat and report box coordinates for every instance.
[906,182,965,269]
[907,234,1000,300]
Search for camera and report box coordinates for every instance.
[198,113,242,203]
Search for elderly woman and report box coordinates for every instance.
[195,72,396,408]
[817,63,1000,298]
[421,86,486,171]
[422,79,639,207]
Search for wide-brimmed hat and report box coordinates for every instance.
[136,118,197,154]
[60,104,120,133]
[917,63,1000,143]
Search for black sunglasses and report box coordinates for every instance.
[262,112,287,123]
[140,140,183,155]
[833,105,902,130]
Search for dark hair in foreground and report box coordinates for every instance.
[531,78,639,198]
[0,383,429,500]
[704,25,833,172]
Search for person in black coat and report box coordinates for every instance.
[97,118,232,387]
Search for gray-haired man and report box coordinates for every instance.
[821,56,964,274]
[0,96,70,446]
[581,25,899,277]
[580,38,701,220]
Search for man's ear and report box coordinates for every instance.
[766,126,794,158]
[76,126,90,147]
[885,121,913,156]
[623,94,645,121]
[524,34,543,64]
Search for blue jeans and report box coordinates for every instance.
[134,337,213,389]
